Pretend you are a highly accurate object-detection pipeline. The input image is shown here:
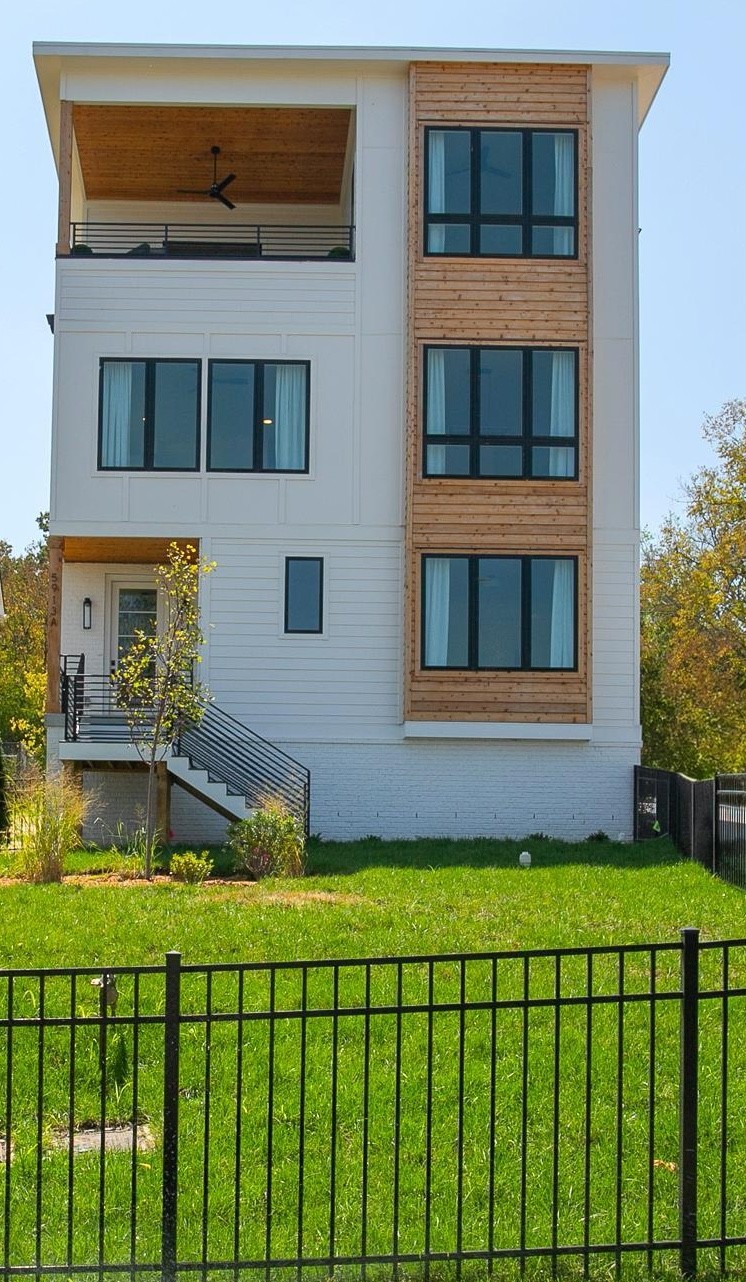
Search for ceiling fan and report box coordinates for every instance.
[178,145,237,210]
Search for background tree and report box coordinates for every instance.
[114,543,215,877]
[0,514,49,760]
[641,400,746,776]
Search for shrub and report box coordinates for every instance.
[9,767,90,883]
[227,799,305,880]
[586,829,611,843]
[170,849,213,885]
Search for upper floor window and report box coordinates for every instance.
[425,128,577,258]
[422,555,577,671]
[208,361,309,472]
[424,346,577,479]
[99,359,200,470]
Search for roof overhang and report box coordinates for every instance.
[34,43,669,169]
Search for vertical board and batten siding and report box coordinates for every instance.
[206,539,403,733]
[405,62,592,723]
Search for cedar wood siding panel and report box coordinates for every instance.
[406,62,591,723]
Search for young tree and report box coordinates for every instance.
[114,542,216,877]
[641,400,746,775]
[0,515,49,760]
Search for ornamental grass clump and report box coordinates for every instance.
[8,767,90,883]
[227,799,305,880]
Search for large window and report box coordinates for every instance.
[99,360,200,470]
[424,346,577,479]
[208,361,310,472]
[285,557,323,634]
[422,555,576,670]
[425,128,577,258]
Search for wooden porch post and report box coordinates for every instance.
[46,536,64,714]
[56,101,73,257]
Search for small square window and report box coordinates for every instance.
[285,558,323,634]
[99,359,200,471]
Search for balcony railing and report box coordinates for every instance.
[68,222,355,261]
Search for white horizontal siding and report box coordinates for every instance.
[207,537,402,734]
[57,262,356,333]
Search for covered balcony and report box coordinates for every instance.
[56,103,355,262]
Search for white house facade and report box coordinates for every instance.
[35,42,668,841]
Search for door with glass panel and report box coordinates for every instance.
[104,585,159,722]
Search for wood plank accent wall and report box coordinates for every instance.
[405,62,592,723]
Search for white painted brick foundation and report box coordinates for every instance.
[286,740,637,841]
[76,740,636,845]
[79,772,228,845]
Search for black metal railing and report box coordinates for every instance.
[0,931,745,1280]
[175,700,310,834]
[68,223,355,261]
[60,672,310,832]
[62,672,132,744]
[634,765,746,889]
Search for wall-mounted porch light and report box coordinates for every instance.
[82,597,92,630]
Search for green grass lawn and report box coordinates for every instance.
[0,836,744,1280]
[0,834,744,968]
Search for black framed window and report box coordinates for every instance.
[208,360,310,472]
[425,127,577,258]
[422,554,577,671]
[99,359,200,470]
[424,345,578,479]
[285,557,323,634]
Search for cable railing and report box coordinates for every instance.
[68,222,355,261]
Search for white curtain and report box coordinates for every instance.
[427,349,447,474]
[102,363,133,467]
[549,559,574,667]
[274,365,306,470]
[550,133,573,255]
[553,134,574,216]
[425,558,450,666]
[548,350,575,477]
[428,131,446,253]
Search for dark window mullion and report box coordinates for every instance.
[471,349,480,477]
[469,557,479,670]
[523,350,532,478]
[144,361,155,469]
[521,558,531,670]
[522,132,532,257]
[471,129,482,255]
[252,362,263,472]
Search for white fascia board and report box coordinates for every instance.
[404,721,593,741]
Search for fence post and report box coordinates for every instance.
[713,776,720,877]
[680,927,699,1278]
[162,951,181,1282]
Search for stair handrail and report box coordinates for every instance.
[174,698,310,834]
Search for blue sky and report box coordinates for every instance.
[2,0,744,553]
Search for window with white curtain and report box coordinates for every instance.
[422,555,576,671]
[425,128,577,258]
[208,361,309,472]
[424,346,578,479]
[99,360,200,470]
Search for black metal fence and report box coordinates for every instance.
[1,933,745,1280]
[634,766,746,889]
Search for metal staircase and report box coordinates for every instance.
[61,667,310,833]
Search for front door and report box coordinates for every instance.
[111,585,159,673]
